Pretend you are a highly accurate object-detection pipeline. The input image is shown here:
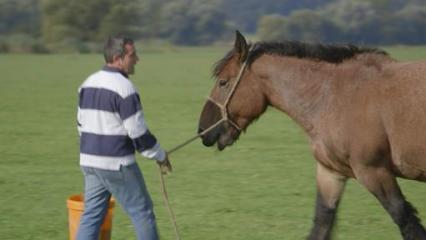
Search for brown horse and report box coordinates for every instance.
[198,31,426,240]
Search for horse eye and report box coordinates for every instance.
[218,79,228,87]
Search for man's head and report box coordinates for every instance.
[104,36,139,75]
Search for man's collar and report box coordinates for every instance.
[102,65,129,78]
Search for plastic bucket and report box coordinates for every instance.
[67,194,115,240]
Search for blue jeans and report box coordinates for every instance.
[76,163,159,240]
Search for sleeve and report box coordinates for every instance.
[77,107,82,136]
[77,88,83,136]
[118,92,166,162]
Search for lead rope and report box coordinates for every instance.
[158,44,256,240]
[157,164,180,240]
[157,119,226,240]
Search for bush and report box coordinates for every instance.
[0,42,9,53]
[45,38,102,53]
[0,34,49,53]
[257,11,340,43]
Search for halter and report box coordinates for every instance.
[166,44,256,155]
[206,44,256,133]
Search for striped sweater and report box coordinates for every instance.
[77,66,166,170]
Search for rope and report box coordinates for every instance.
[158,45,256,240]
[158,119,225,240]
[168,118,226,154]
[158,164,181,240]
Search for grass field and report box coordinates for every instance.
[0,45,425,240]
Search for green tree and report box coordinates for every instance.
[391,5,426,44]
[257,15,287,41]
[98,0,167,40]
[160,0,229,45]
[284,10,340,42]
[221,0,336,33]
[257,10,339,43]
[41,0,155,44]
[41,0,94,43]
[0,0,40,36]
[322,0,383,43]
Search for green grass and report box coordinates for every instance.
[0,46,425,240]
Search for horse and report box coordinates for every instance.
[197,31,426,240]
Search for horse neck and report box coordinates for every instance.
[256,56,337,134]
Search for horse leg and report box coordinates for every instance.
[308,163,347,240]
[354,166,426,240]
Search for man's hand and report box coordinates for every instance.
[158,153,172,175]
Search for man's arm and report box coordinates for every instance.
[118,92,172,173]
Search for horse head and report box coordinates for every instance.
[198,31,267,150]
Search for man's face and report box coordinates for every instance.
[121,43,139,75]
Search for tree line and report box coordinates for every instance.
[257,0,426,45]
[0,0,425,53]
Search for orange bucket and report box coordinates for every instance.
[67,194,115,240]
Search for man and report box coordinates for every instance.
[76,36,172,240]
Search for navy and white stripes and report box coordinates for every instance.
[77,67,166,170]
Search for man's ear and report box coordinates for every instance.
[234,30,248,62]
[111,54,123,66]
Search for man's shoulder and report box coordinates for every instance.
[80,70,137,98]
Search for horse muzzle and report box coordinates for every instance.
[198,121,240,150]
[198,123,222,147]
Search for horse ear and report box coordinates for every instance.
[234,30,248,62]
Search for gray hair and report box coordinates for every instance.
[103,36,134,63]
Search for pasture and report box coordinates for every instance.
[0,45,425,240]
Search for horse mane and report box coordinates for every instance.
[213,41,388,77]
